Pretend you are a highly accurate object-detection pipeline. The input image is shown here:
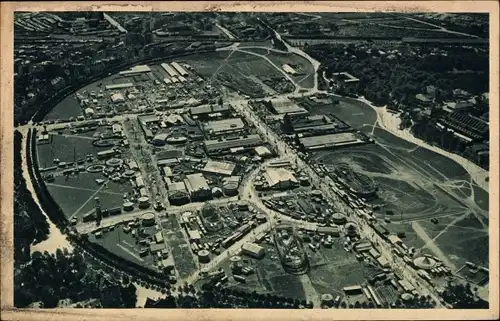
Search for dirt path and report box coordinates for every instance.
[299,274,321,307]
[374,105,489,193]
[411,221,457,271]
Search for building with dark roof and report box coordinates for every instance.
[299,132,366,150]
[440,112,489,141]
[286,114,343,134]
[189,104,231,119]
[156,149,183,161]
[166,180,190,205]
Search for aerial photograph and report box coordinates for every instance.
[12,11,490,310]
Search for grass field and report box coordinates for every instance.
[184,50,295,96]
[36,132,136,221]
[37,134,103,167]
[163,228,197,279]
[264,51,315,89]
[307,241,366,296]
[45,171,133,221]
[239,48,315,89]
[89,226,157,270]
[44,94,82,121]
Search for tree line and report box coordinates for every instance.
[13,130,50,263]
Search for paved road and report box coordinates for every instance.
[75,196,240,234]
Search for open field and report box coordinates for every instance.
[162,215,197,279]
[37,133,104,166]
[309,96,488,269]
[89,225,157,269]
[36,132,136,221]
[44,94,82,121]
[240,48,315,89]
[264,51,315,89]
[184,51,295,96]
[315,144,478,222]
[45,171,134,221]
[307,241,366,297]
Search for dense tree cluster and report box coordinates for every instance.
[305,43,488,108]
[441,282,488,309]
[14,249,137,308]
[146,283,313,309]
[13,130,50,263]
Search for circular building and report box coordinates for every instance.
[321,294,334,307]
[106,158,124,167]
[299,176,310,186]
[230,255,242,263]
[87,164,105,173]
[123,201,134,212]
[237,201,249,211]
[311,190,323,198]
[401,293,414,303]
[93,139,117,147]
[256,214,267,224]
[413,256,437,270]
[138,196,151,209]
[223,181,239,196]
[198,250,211,264]
[123,170,135,178]
[141,212,155,226]
[331,212,347,225]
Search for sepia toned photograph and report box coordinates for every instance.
[1,2,498,320]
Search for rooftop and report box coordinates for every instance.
[118,64,151,75]
[190,104,230,116]
[167,181,188,193]
[184,173,210,193]
[264,167,298,187]
[203,160,237,176]
[299,132,361,149]
[105,82,134,90]
[204,134,262,152]
[270,97,308,115]
[204,118,245,134]
[241,242,265,254]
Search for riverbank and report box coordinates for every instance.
[18,127,73,254]
[357,97,489,193]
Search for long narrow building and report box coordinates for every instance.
[161,63,179,78]
[171,62,188,77]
